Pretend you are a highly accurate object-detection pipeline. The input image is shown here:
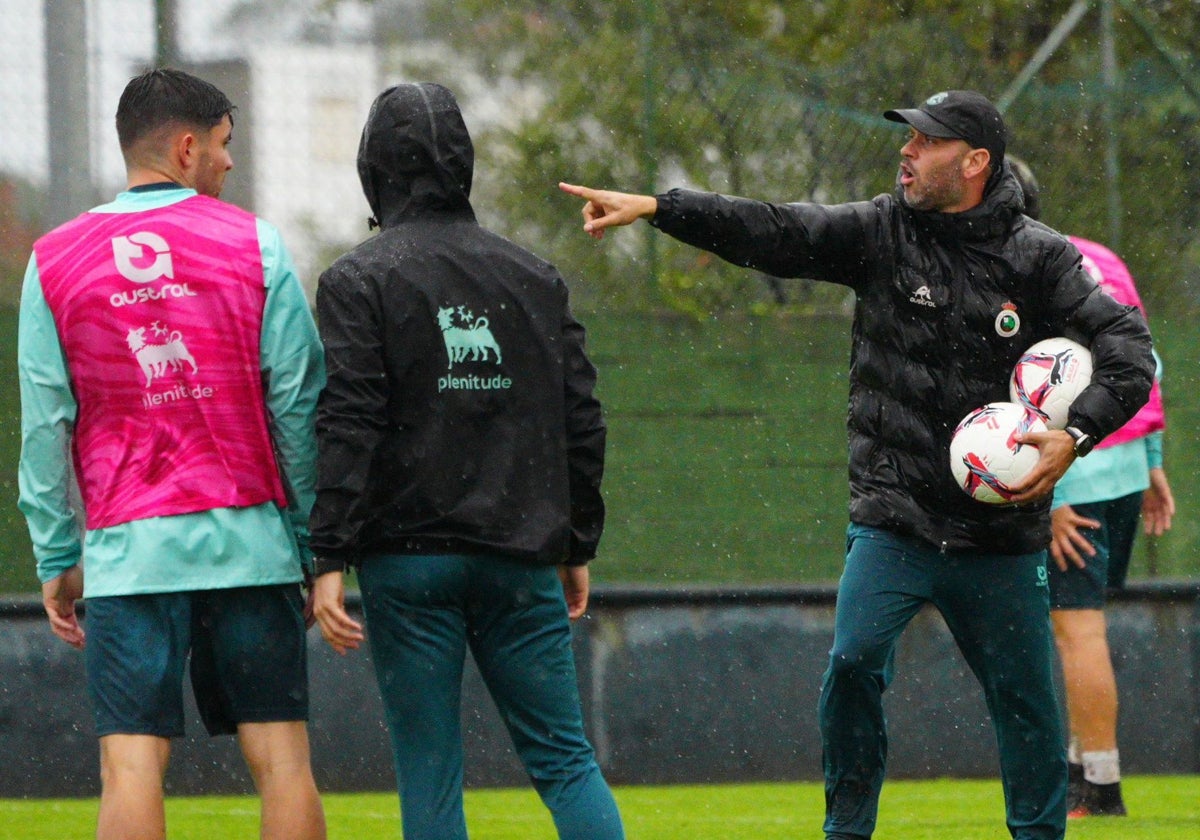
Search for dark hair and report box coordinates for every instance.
[115,68,235,152]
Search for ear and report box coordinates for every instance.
[172,129,201,179]
[961,148,992,181]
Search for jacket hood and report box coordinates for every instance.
[358,83,474,227]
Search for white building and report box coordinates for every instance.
[0,1,386,291]
[219,44,380,288]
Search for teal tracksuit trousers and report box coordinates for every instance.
[820,524,1067,840]
[358,554,625,840]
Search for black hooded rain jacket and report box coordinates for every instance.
[309,83,605,569]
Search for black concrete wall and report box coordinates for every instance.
[1,582,1196,797]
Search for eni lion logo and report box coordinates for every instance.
[437,306,503,369]
[125,322,198,386]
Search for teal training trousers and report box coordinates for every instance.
[359,554,625,840]
[819,524,1067,840]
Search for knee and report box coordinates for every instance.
[1051,610,1108,653]
[825,645,888,684]
[238,722,317,790]
[98,735,170,788]
[532,762,612,811]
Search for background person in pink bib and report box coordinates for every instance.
[1011,158,1175,820]
[18,69,326,840]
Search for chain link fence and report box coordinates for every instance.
[1,1,1198,589]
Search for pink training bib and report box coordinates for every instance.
[1070,236,1165,449]
[34,194,287,529]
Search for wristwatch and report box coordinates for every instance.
[1064,426,1095,458]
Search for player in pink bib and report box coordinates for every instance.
[18,69,326,840]
[1012,158,1175,820]
[35,195,286,529]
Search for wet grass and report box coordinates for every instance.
[0,776,1197,839]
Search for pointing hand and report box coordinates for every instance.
[558,182,657,240]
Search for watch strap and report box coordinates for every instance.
[1064,425,1095,457]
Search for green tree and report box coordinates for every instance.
[398,0,1199,316]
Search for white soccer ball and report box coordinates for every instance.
[1008,337,1093,430]
[949,402,1047,504]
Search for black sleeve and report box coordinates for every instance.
[309,262,388,563]
[650,188,880,288]
[1049,243,1155,438]
[560,280,606,564]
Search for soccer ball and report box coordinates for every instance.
[949,402,1047,504]
[1009,337,1093,430]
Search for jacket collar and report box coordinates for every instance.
[898,163,1024,242]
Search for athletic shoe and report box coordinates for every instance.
[1066,762,1086,812]
[1068,779,1127,818]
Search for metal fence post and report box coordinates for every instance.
[43,0,93,228]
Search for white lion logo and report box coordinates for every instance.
[437,306,503,370]
[126,325,198,386]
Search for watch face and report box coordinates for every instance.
[1065,426,1092,456]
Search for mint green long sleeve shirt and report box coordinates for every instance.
[18,188,326,597]
[1051,350,1165,509]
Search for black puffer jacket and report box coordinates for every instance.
[652,164,1154,553]
[309,83,605,567]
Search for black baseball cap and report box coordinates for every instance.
[884,90,1007,167]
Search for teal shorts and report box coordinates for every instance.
[1048,491,1143,610]
[84,584,309,738]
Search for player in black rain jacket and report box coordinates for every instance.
[309,84,623,840]
[308,87,605,571]
[560,91,1153,840]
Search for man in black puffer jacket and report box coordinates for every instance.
[561,90,1153,840]
[309,84,623,840]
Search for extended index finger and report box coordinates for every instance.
[558,181,595,200]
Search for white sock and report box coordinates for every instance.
[1067,736,1081,766]
[1082,749,1121,785]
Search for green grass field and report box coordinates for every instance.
[1,777,1196,839]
